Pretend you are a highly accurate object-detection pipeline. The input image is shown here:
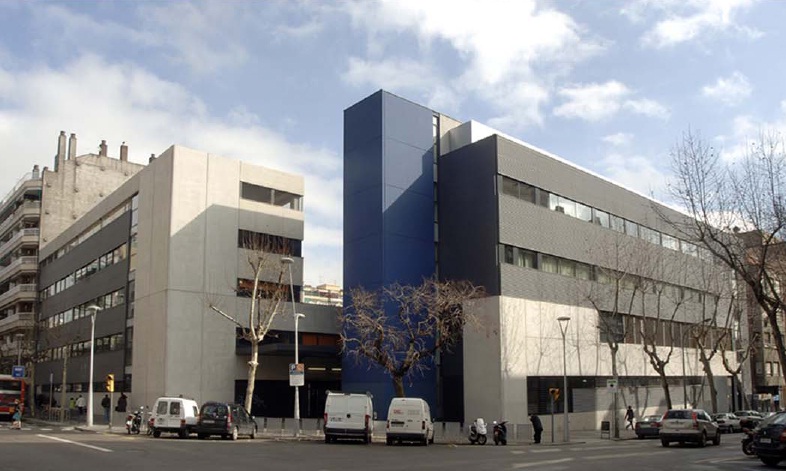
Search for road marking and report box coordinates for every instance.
[513,458,572,468]
[530,447,562,453]
[511,450,526,454]
[37,434,113,453]
[586,450,670,461]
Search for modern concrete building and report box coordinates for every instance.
[344,90,737,430]
[35,145,340,419]
[301,283,343,307]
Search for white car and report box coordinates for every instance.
[712,413,741,433]
[150,397,200,438]
[323,392,375,444]
[660,409,721,447]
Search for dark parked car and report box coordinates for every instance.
[754,411,786,468]
[635,415,662,439]
[195,402,257,440]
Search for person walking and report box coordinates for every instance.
[12,399,23,430]
[529,413,543,444]
[117,393,128,413]
[101,394,111,424]
[625,406,635,430]
[76,395,85,416]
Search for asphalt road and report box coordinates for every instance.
[0,424,780,471]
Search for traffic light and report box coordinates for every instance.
[549,387,560,401]
[106,374,114,392]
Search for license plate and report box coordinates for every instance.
[202,419,214,424]
[329,417,342,422]
[760,438,772,444]
[390,421,404,427]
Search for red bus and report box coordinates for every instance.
[0,374,25,417]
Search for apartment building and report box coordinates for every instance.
[0,132,143,376]
[344,91,737,428]
[34,145,340,418]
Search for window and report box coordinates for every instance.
[575,202,592,222]
[610,215,625,233]
[558,259,576,277]
[238,230,302,257]
[541,255,558,273]
[575,262,592,280]
[593,209,610,228]
[241,182,303,211]
[639,226,660,245]
[662,234,679,251]
[514,248,536,268]
[624,220,638,237]
[599,311,624,343]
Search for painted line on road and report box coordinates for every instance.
[586,450,670,461]
[529,447,562,453]
[513,458,572,468]
[37,434,113,453]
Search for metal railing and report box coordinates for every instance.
[0,172,42,210]
[0,256,38,281]
[0,200,41,236]
[0,283,37,306]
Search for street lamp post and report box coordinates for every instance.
[281,257,305,437]
[557,316,570,443]
[86,305,103,427]
[15,332,24,366]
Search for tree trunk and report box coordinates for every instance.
[393,376,405,397]
[244,342,259,413]
[611,344,619,439]
[658,371,673,409]
[699,356,718,413]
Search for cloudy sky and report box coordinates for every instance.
[1,0,784,286]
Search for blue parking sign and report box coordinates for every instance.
[12,365,24,378]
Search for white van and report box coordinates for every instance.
[323,391,375,444]
[150,397,200,438]
[385,397,434,446]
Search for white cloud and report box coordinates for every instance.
[553,81,668,122]
[0,54,343,284]
[600,153,670,198]
[623,98,670,119]
[603,133,634,147]
[701,71,752,106]
[639,0,760,49]
[343,57,437,93]
[341,0,606,129]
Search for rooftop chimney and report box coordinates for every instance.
[55,131,66,171]
[120,142,128,162]
[99,140,108,157]
[67,133,77,160]
[149,153,156,163]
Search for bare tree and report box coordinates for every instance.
[668,130,786,380]
[206,233,292,413]
[340,277,484,397]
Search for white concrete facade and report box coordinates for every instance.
[464,296,736,432]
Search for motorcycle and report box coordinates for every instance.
[741,427,756,456]
[493,420,508,445]
[468,418,487,445]
[126,408,143,435]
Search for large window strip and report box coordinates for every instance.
[500,176,713,261]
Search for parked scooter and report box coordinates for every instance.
[493,420,508,445]
[126,408,143,435]
[468,418,487,445]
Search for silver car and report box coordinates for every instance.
[712,413,741,433]
[660,409,721,447]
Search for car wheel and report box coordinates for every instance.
[637,434,643,440]
[153,429,161,438]
[478,435,487,445]
[178,429,188,439]
[697,431,706,448]
[661,439,669,447]
[760,457,782,468]
[250,426,257,440]
[324,434,331,444]
[712,431,721,446]
[386,437,393,446]
[230,427,238,441]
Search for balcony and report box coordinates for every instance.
[0,228,39,259]
[0,284,37,308]
[0,200,41,238]
[0,311,34,333]
[0,256,38,282]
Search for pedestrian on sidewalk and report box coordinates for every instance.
[101,394,111,423]
[529,413,543,444]
[117,393,127,413]
[12,399,22,429]
[76,395,85,416]
[625,406,635,430]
